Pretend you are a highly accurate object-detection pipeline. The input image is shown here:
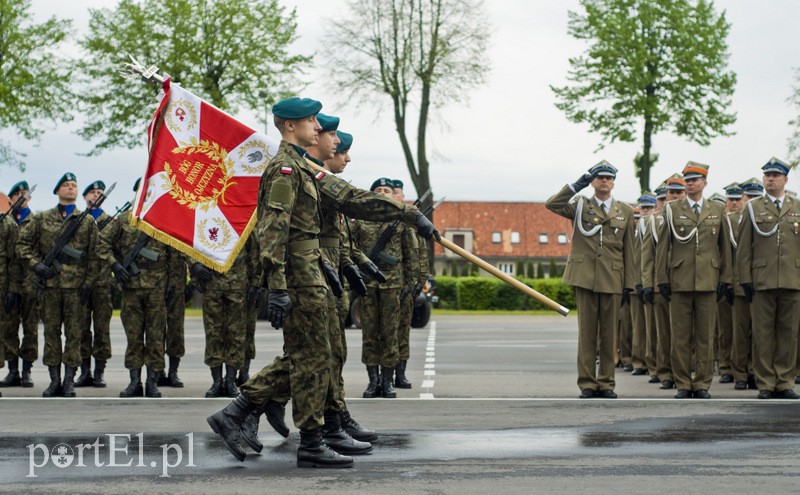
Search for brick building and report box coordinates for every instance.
[431,201,572,278]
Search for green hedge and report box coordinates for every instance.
[433,276,576,310]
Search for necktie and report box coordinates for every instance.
[775,199,781,212]
[600,203,607,215]
[692,203,700,216]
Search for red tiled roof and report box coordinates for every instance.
[432,201,572,258]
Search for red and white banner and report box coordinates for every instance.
[131,78,280,271]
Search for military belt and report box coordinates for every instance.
[57,253,86,265]
[287,238,320,253]
[319,237,339,248]
[136,260,166,270]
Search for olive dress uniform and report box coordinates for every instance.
[728,209,755,389]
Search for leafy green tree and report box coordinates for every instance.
[0,0,73,169]
[551,0,736,192]
[78,0,309,155]
[788,67,800,167]
[549,258,558,278]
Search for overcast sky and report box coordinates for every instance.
[3,0,800,212]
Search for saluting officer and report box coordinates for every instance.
[655,162,732,399]
[737,158,800,399]
[546,161,635,399]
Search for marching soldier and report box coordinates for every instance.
[655,162,732,399]
[74,180,113,388]
[16,173,107,397]
[546,161,635,399]
[737,158,800,399]
[0,181,37,389]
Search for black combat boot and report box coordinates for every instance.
[264,399,290,438]
[145,368,162,398]
[224,364,240,398]
[119,369,143,397]
[380,366,396,398]
[236,358,251,387]
[340,410,378,442]
[322,410,373,455]
[205,365,224,398]
[155,369,168,386]
[0,359,21,387]
[62,366,77,397]
[395,359,412,389]
[167,356,184,387]
[74,358,93,387]
[240,408,264,453]
[297,428,354,468]
[42,365,62,397]
[93,359,107,388]
[20,360,34,388]
[362,365,381,398]
[206,394,256,462]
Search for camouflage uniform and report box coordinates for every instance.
[165,251,187,360]
[78,211,114,369]
[398,232,427,361]
[243,234,261,372]
[101,210,174,373]
[0,215,18,378]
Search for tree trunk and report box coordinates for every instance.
[640,116,653,192]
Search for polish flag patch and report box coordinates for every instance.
[315,172,326,181]
[280,166,293,175]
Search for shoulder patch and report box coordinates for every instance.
[268,179,293,211]
[315,171,326,181]
[280,166,292,175]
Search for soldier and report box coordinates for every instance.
[206,97,438,468]
[0,181,37,389]
[16,173,107,397]
[159,249,186,388]
[0,199,19,397]
[737,158,800,399]
[634,193,658,383]
[391,178,426,389]
[239,233,261,387]
[74,180,113,388]
[655,162,732,399]
[546,161,635,399]
[741,178,765,199]
[102,179,175,398]
[352,177,420,399]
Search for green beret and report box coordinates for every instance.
[82,180,106,197]
[133,177,142,192]
[272,97,322,119]
[392,179,404,190]
[370,177,394,192]
[336,131,353,153]
[316,113,339,132]
[8,180,29,197]
[53,172,77,194]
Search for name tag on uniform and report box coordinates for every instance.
[708,215,718,219]
[615,216,624,221]
[679,215,688,219]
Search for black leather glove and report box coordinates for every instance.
[190,262,213,283]
[111,262,130,286]
[359,259,387,283]
[741,283,755,303]
[414,211,440,241]
[413,282,423,298]
[724,285,734,305]
[643,287,655,305]
[621,288,632,306]
[342,264,368,297]
[322,262,343,298]
[247,285,261,307]
[79,286,92,306]
[267,290,291,329]
[165,285,175,305]
[33,262,55,280]
[571,170,598,192]
[400,285,412,301]
[3,292,21,314]
[635,284,644,304]
[658,283,671,302]
[184,282,196,302]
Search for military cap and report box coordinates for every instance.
[638,193,657,208]
[633,207,641,219]
[316,113,339,133]
[82,180,106,197]
[762,156,790,176]
[370,177,394,192]
[725,184,743,199]
[8,180,29,197]
[655,187,667,199]
[666,177,686,191]
[393,179,404,190]
[133,177,142,192]
[709,193,727,205]
[589,160,617,178]
[53,172,77,194]
[335,131,353,153]
[272,97,322,119]
[740,178,764,197]
[682,161,710,180]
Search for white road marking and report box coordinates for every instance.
[420,321,437,398]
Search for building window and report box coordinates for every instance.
[511,231,520,244]
[492,232,501,243]
[453,234,465,249]
[557,233,568,244]
[497,262,514,275]
[539,233,549,244]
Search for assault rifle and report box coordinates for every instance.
[366,189,438,269]
[97,201,132,231]
[36,183,116,289]
[0,184,37,223]
[117,232,160,286]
